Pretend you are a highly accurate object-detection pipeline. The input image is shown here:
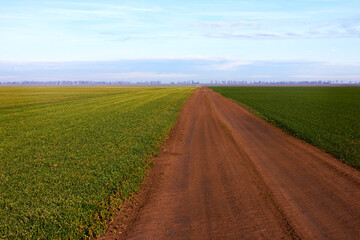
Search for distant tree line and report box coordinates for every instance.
[0,80,359,86]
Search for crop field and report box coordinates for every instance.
[0,87,195,239]
[210,87,360,169]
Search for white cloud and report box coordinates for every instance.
[193,20,263,28]
[0,76,16,79]
[200,16,360,40]
[44,8,127,21]
[250,75,272,78]
[45,1,162,12]
[202,61,253,71]
[204,28,360,39]
[321,61,360,66]
[194,11,304,20]
[42,2,162,21]
[204,32,300,40]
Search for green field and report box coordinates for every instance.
[0,87,195,239]
[210,87,360,169]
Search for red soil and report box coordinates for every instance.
[103,87,360,239]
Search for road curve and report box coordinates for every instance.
[126,87,360,240]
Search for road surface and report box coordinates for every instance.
[121,88,360,239]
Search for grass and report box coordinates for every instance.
[0,86,195,239]
[209,87,360,169]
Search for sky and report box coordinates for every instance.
[1,0,360,83]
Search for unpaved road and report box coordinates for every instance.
[125,88,360,239]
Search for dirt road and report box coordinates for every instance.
[124,88,360,239]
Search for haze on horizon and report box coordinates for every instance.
[1,0,360,83]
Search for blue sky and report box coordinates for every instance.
[1,0,360,83]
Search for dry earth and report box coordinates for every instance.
[101,87,360,240]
